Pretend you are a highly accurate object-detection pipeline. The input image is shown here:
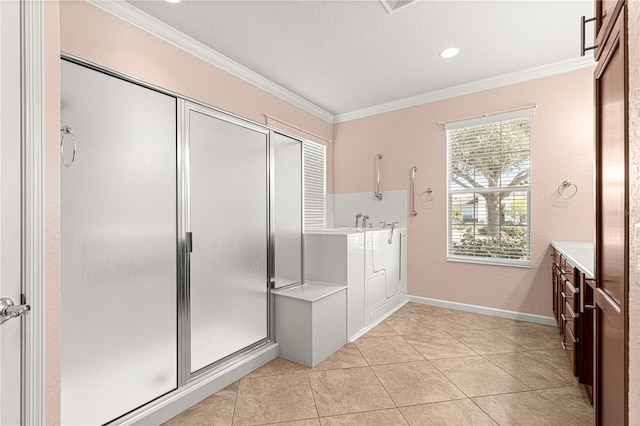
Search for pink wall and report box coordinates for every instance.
[45,1,61,424]
[333,68,595,316]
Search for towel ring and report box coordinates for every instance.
[420,188,434,203]
[60,126,76,167]
[558,180,578,198]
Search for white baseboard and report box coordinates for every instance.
[118,343,279,426]
[407,295,556,326]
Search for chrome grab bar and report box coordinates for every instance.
[375,154,383,200]
[410,166,418,216]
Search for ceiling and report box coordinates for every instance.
[126,0,594,119]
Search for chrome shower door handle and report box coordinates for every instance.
[0,297,31,325]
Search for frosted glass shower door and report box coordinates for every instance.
[272,132,303,289]
[60,60,177,425]
[187,105,269,373]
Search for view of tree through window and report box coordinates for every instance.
[446,112,531,265]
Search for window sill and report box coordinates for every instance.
[447,256,531,268]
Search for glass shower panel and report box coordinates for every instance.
[272,132,303,289]
[188,108,269,373]
[60,60,177,425]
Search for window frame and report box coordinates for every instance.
[445,109,533,267]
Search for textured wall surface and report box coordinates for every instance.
[333,69,595,316]
[44,2,61,424]
[627,2,639,423]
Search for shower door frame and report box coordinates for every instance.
[178,100,275,383]
[59,53,310,424]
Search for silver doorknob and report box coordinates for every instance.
[0,297,31,325]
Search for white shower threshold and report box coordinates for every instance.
[114,342,280,426]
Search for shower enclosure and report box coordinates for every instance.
[61,58,303,425]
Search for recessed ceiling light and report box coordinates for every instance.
[440,47,461,59]
[165,0,182,3]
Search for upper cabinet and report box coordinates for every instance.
[595,0,624,59]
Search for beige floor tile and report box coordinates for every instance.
[385,313,436,335]
[354,336,424,365]
[233,374,317,426]
[319,409,408,426]
[164,384,238,426]
[308,366,395,417]
[390,304,417,316]
[404,331,478,359]
[402,303,458,318]
[496,324,564,350]
[457,312,528,330]
[472,391,586,425]
[372,361,466,406]
[484,349,578,389]
[400,399,498,425]
[270,420,321,426]
[537,386,595,424]
[243,357,309,379]
[430,356,530,397]
[447,329,528,355]
[362,321,398,338]
[426,314,490,332]
[312,343,368,371]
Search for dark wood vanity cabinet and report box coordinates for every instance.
[551,248,594,400]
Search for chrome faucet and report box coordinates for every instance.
[362,215,370,228]
[355,213,363,228]
[388,221,398,244]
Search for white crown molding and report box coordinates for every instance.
[86,0,596,126]
[334,55,596,123]
[87,0,334,124]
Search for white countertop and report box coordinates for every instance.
[550,241,595,279]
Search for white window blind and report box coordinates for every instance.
[446,109,532,266]
[303,141,326,230]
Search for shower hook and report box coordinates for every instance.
[60,125,77,167]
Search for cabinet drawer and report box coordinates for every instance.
[562,301,578,337]
[559,288,579,313]
[563,320,578,375]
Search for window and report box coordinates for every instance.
[303,140,326,230]
[446,109,532,266]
